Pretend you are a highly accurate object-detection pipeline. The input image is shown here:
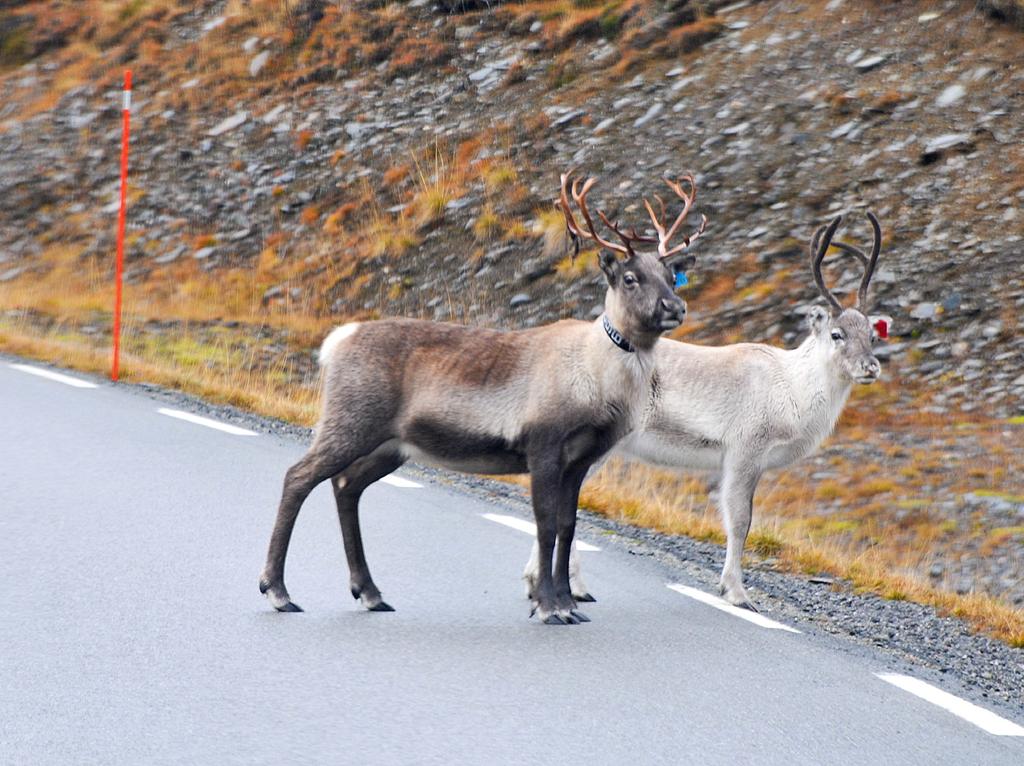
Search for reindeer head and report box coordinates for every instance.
[808,213,890,385]
[556,171,706,348]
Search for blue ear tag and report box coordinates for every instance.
[674,270,689,289]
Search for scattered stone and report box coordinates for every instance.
[193,247,216,260]
[935,84,966,108]
[69,113,97,129]
[445,197,472,211]
[829,120,856,139]
[920,133,974,161]
[201,16,225,34]
[854,54,886,72]
[509,293,533,308]
[262,285,285,304]
[154,246,186,264]
[910,303,938,320]
[552,109,585,129]
[249,51,270,78]
[208,112,248,137]
[634,103,664,128]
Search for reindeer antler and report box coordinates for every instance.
[810,212,882,312]
[643,174,708,260]
[834,212,880,309]
[556,171,638,258]
[810,216,845,313]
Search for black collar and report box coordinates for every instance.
[602,314,635,353]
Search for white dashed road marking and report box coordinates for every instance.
[10,363,98,389]
[875,673,1024,736]
[156,407,257,436]
[380,474,423,489]
[666,583,802,633]
[481,513,601,551]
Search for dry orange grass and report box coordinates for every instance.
[0,317,319,425]
[575,459,1024,646]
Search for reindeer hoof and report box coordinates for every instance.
[736,600,759,613]
[367,601,395,612]
[261,578,302,612]
[574,592,597,603]
[570,609,590,623]
[542,614,566,625]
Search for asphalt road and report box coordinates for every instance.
[2,360,1023,765]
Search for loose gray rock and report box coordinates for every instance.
[921,132,973,157]
[249,51,270,78]
[854,54,886,72]
[509,293,533,308]
[634,102,664,128]
[935,83,966,107]
[208,112,248,137]
[910,303,938,320]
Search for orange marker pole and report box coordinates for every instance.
[112,70,131,382]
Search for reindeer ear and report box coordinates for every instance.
[663,253,696,273]
[870,314,892,340]
[598,250,622,284]
[807,306,830,333]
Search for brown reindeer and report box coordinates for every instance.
[259,171,707,624]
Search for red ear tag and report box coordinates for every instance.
[874,319,889,339]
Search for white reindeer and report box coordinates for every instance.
[526,213,892,610]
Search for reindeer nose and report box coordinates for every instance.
[661,297,686,318]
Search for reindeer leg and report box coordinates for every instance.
[260,446,354,613]
[524,535,593,602]
[527,450,570,625]
[568,538,595,602]
[522,538,541,601]
[332,443,405,612]
[718,454,762,611]
[552,465,590,623]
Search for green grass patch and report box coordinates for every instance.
[748,529,784,557]
[895,499,930,510]
[972,489,1024,504]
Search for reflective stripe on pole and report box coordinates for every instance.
[112,70,131,382]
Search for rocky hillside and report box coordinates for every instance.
[3,0,1023,411]
[1,0,1023,611]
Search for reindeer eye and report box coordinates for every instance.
[623,273,638,287]
[831,330,844,342]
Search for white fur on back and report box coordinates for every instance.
[618,335,853,473]
[319,322,361,366]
